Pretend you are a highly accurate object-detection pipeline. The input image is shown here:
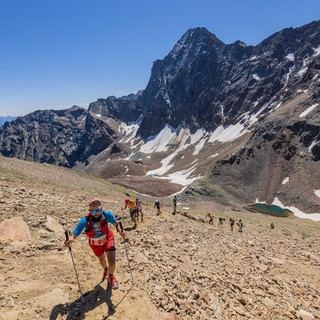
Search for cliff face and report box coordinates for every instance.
[136,22,320,139]
[0,21,319,212]
[0,106,117,167]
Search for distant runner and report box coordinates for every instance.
[135,198,147,222]
[229,217,235,231]
[173,195,178,214]
[218,217,225,226]
[206,213,214,225]
[154,199,161,215]
[124,197,138,229]
[237,219,243,232]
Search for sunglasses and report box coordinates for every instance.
[90,208,102,215]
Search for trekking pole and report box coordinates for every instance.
[119,222,134,285]
[65,230,85,304]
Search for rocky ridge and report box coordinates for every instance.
[0,156,319,320]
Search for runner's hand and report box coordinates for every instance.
[64,239,74,247]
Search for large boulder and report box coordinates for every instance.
[0,216,31,241]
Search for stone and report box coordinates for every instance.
[0,216,31,241]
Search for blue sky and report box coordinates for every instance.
[0,0,319,116]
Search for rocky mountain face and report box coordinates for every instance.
[0,20,319,214]
[137,21,320,138]
[88,92,142,123]
[0,106,118,167]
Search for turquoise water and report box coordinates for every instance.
[246,203,293,217]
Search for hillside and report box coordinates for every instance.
[0,156,319,320]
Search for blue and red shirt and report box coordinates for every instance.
[72,210,116,238]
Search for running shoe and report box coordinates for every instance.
[109,274,119,289]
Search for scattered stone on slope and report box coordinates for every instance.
[0,216,31,241]
[0,157,319,320]
[45,214,65,238]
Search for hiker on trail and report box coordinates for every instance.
[206,213,213,225]
[237,219,243,232]
[154,199,161,215]
[136,198,147,222]
[229,217,235,231]
[173,195,178,214]
[218,217,225,226]
[124,197,138,229]
[64,198,125,289]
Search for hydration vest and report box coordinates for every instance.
[85,211,110,238]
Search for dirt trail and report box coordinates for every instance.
[0,157,320,320]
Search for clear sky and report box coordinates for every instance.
[0,0,319,116]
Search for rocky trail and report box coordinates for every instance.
[0,156,319,320]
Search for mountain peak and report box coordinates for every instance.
[170,27,225,57]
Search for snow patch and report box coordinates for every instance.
[119,122,140,144]
[158,160,201,186]
[313,45,320,57]
[299,104,318,117]
[209,153,219,158]
[283,66,295,86]
[146,153,176,176]
[208,123,247,143]
[282,177,289,185]
[252,73,261,81]
[285,53,294,61]
[140,125,177,153]
[315,190,320,198]
[297,67,308,77]
[308,140,317,153]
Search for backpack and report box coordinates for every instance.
[84,211,110,238]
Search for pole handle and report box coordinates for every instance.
[65,230,71,251]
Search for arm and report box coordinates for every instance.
[114,221,126,237]
[104,210,125,237]
[64,217,86,247]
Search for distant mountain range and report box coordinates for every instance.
[0,20,319,215]
[0,116,16,126]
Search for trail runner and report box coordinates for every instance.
[124,197,138,229]
[154,199,161,215]
[64,198,125,289]
[135,198,147,222]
